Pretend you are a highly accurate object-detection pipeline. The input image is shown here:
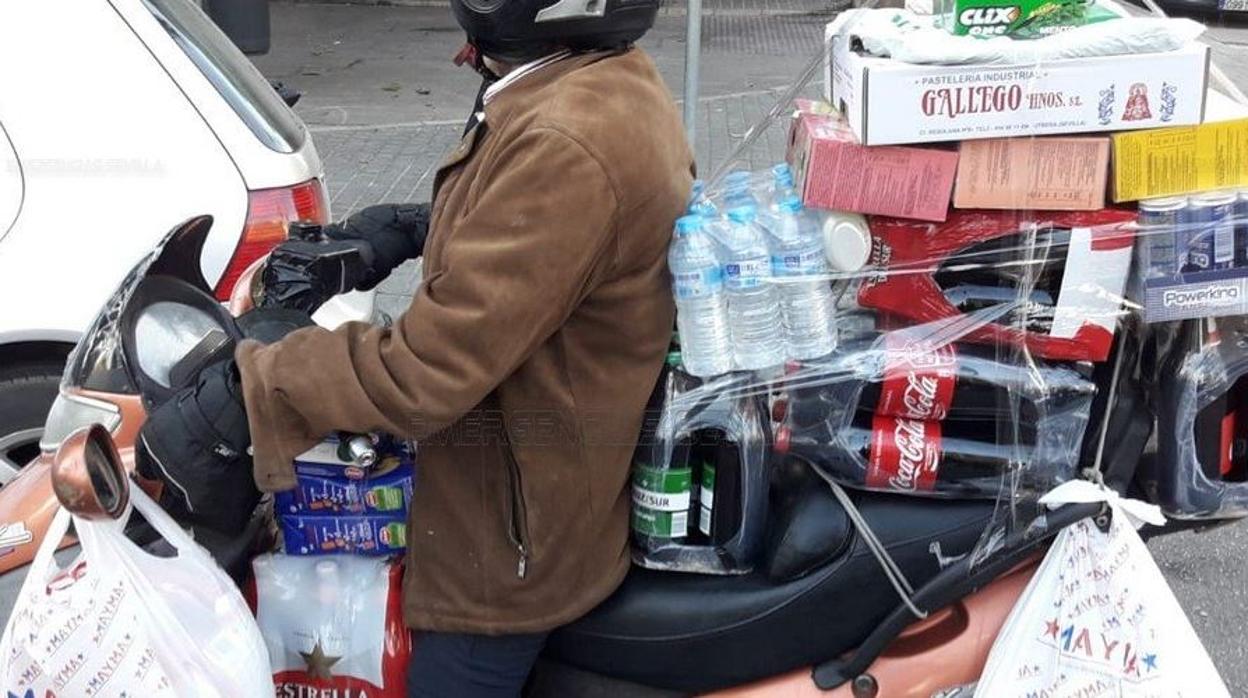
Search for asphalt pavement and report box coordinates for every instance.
[255,2,1248,691]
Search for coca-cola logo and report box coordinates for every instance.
[879,339,957,421]
[889,418,937,491]
[889,341,957,370]
[901,372,943,421]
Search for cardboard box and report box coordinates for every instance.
[1112,117,1248,202]
[280,514,408,556]
[825,24,1210,146]
[954,136,1110,210]
[1122,92,1248,322]
[787,112,958,222]
[275,460,414,516]
[1134,266,1248,324]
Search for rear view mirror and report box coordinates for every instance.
[51,424,130,521]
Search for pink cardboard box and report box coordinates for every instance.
[787,112,958,222]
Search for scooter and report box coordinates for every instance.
[0,215,1186,697]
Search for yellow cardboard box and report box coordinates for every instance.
[1112,117,1248,202]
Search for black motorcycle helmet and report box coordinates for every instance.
[451,0,662,64]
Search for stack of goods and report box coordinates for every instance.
[634,1,1246,574]
[636,165,873,573]
[1115,98,1248,322]
[248,435,416,697]
[276,434,415,556]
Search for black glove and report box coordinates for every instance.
[261,236,374,314]
[322,203,431,291]
[136,359,258,536]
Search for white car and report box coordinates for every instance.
[0,0,369,482]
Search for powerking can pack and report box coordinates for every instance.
[1183,191,1237,272]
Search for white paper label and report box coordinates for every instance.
[632,487,692,513]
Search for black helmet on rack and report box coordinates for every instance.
[450,0,662,64]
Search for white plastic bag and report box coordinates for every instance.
[976,481,1229,697]
[829,8,1206,65]
[0,486,274,697]
[252,554,410,696]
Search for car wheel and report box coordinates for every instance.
[0,363,62,485]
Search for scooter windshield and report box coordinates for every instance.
[63,216,216,394]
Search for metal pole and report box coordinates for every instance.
[683,0,703,144]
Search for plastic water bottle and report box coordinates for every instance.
[769,196,837,360]
[758,163,800,232]
[769,163,798,206]
[721,171,758,209]
[720,206,784,370]
[688,179,706,214]
[669,215,733,377]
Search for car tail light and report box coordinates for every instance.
[213,178,330,300]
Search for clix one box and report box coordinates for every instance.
[788,112,959,222]
[825,23,1210,146]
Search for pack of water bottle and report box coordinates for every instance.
[671,164,874,378]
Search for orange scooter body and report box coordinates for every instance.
[0,256,1030,696]
[706,563,1031,697]
[0,390,147,571]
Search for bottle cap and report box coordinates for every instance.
[824,218,872,273]
[727,205,757,223]
[288,221,324,242]
[724,170,752,187]
[779,195,803,213]
[771,163,794,187]
[690,201,717,218]
[315,560,339,576]
[771,399,788,423]
[773,426,791,454]
[674,214,703,236]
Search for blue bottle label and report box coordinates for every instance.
[772,248,826,276]
[724,256,769,290]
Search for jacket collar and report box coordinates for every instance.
[483,50,573,105]
[480,49,623,127]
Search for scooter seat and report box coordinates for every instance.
[544,490,998,693]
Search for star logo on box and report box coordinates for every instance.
[299,639,342,681]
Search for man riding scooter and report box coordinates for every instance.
[133,0,694,694]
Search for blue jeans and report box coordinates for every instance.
[407,631,549,698]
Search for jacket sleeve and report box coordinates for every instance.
[236,126,621,491]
